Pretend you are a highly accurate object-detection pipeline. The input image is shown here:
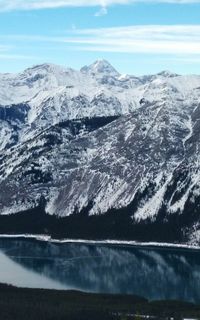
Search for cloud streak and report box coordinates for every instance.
[0,54,37,60]
[63,25,200,55]
[1,25,200,60]
[0,0,200,12]
[0,45,12,52]
[95,6,108,16]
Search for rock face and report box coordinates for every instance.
[1,60,200,244]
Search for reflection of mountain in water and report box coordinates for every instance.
[1,240,200,303]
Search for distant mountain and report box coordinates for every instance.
[1,60,200,245]
[81,59,120,76]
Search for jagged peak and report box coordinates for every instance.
[23,63,59,72]
[157,70,179,78]
[21,63,76,77]
[81,59,120,76]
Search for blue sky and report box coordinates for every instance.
[0,0,200,75]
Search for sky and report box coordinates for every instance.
[0,0,200,75]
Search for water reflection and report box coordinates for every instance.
[0,250,67,290]
[0,240,200,303]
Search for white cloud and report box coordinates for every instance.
[95,6,108,16]
[63,25,200,55]
[0,54,37,59]
[2,25,200,57]
[0,0,200,11]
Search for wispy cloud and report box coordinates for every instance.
[0,0,200,12]
[0,44,12,52]
[2,25,200,55]
[0,54,38,60]
[95,6,108,16]
[0,41,38,61]
[63,25,200,55]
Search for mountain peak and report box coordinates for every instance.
[22,63,70,75]
[157,70,179,78]
[81,59,120,77]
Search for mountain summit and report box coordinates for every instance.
[81,59,120,76]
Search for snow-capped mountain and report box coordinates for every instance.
[1,60,200,245]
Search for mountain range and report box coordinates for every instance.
[1,59,200,245]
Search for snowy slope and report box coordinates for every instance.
[1,60,200,244]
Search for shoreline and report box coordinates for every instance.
[0,283,199,320]
[0,233,199,251]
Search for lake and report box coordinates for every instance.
[0,239,200,303]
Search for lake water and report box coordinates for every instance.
[0,239,200,303]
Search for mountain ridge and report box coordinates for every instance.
[1,60,200,245]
